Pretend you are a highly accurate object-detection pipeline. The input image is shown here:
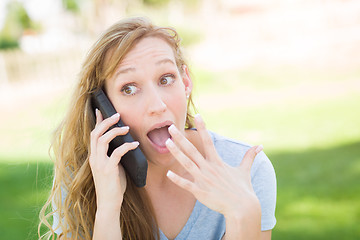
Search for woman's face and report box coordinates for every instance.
[104,37,192,164]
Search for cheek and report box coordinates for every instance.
[112,103,143,135]
[121,111,139,127]
[120,111,143,141]
[120,107,139,122]
[166,91,188,117]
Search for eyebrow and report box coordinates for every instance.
[115,58,176,77]
[156,58,176,66]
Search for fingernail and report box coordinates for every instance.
[255,145,263,154]
[95,108,99,116]
[165,138,174,148]
[111,113,120,119]
[166,170,174,178]
[133,141,139,146]
[122,126,130,130]
[168,124,176,133]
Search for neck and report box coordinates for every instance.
[145,159,187,189]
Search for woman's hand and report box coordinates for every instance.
[165,114,263,221]
[89,109,139,212]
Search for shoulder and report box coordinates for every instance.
[209,130,253,158]
[209,131,271,176]
[208,131,277,230]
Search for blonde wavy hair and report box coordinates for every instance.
[38,17,195,240]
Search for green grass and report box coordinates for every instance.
[270,142,360,239]
[0,65,359,239]
[0,160,54,240]
[200,93,360,151]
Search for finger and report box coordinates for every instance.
[97,126,130,156]
[168,124,206,168]
[240,145,263,172]
[166,170,199,194]
[92,112,120,139]
[194,114,220,163]
[90,109,103,153]
[95,108,103,126]
[166,138,201,176]
[90,112,120,157]
[90,108,103,149]
[109,141,140,166]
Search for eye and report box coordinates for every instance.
[121,84,138,96]
[159,74,175,86]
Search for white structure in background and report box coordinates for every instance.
[0,0,85,53]
[0,0,8,30]
[0,53,8,85]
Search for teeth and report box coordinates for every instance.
[156,125,169,130]
[150,124,171,133]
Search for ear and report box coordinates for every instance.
[181,65,193,97]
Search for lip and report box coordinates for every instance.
[147,120,174,133]
[146,120,174,154]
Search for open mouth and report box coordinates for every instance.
[147,123,172,148]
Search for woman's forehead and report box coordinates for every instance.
[104,36,178,81]
[119,37,176,67]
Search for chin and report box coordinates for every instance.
[146,151,175,167]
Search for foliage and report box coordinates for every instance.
[0,36,19,49]
[143,0,171,7]
[177,26,203,47]
[0,1,37,50]
[62,0,80,13]
[142,0,200,8]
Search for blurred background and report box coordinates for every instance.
[0,0,359,239]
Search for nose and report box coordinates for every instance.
[146,87,167,116]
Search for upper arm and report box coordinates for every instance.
[260,230,272,240]
[251,151,277,231]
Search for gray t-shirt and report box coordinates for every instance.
[53,131,277,239]
[158,131,277,240]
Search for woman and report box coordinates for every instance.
[39,17,276,240]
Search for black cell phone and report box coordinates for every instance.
[91,88,148,187]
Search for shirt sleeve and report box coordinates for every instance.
[52,201,63,235]
[251,151,277,231]
[51,179,68,235]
